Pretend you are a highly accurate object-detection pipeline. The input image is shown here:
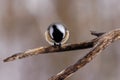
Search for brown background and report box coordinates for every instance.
[0,0,120,80]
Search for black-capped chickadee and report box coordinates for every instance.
[45,23,69,47]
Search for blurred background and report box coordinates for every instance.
[0,0,120,80]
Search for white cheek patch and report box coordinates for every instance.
[49,27,54,38]
[56,24,66,37]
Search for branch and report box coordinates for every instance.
[3,32,103,62]
[49,28,120,80]
[3,29,120,80]
[90,31,105,37]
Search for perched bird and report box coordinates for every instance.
[45,23,69,47]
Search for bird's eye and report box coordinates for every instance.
[45,23,69,47]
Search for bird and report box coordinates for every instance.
[45,23,69,47]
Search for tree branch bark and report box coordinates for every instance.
[49,28,120,80]
[3,28,120,80]
[3,32,102,62]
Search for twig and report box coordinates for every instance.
[90,31,105,37]
[49,28,120,80]
[3,32,103,62]
[3,40,96,62]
